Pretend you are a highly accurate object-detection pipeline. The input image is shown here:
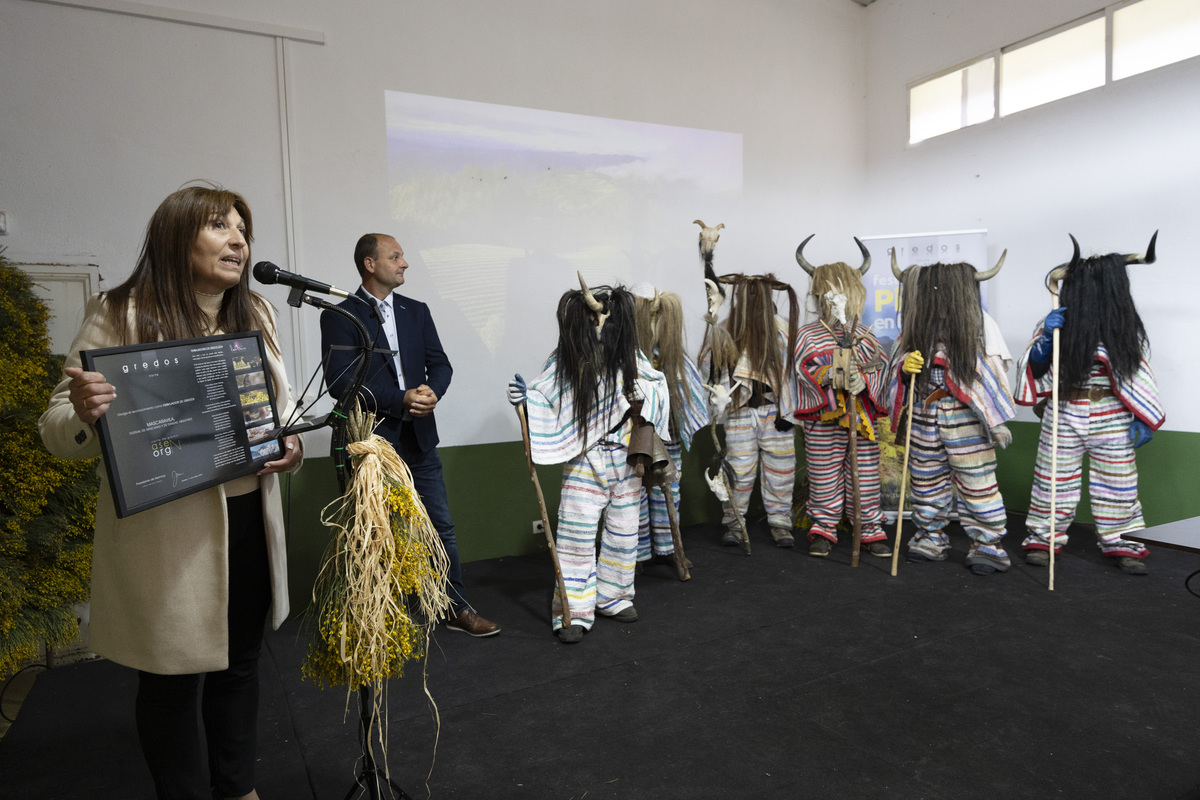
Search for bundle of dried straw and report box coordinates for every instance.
[302,407,452,695]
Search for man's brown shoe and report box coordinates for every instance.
[445,609,500,637]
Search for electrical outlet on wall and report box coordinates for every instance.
[532,520,545,536]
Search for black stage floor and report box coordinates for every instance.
[3,516,1200,800]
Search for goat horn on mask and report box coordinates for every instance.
[795,234,818,276]
[796,235,872,277]
[1046,230,1158,293]
[577,270,609,333]
[973,249,1007,282]
[854,237,871,276]
[1123,229,1159,266]
[1045,234,1080,292]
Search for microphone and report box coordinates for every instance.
[252,261,361,301]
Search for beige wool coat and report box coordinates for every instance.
[39,293,302,674]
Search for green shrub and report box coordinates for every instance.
[0,250,98,676]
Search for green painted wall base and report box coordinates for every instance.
[282,423,1200,612]
[995,421,1200,529]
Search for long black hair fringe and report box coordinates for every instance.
[554,285,638,449]
[1056,253,1148,388]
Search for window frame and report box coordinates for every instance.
[906,0,1197,146]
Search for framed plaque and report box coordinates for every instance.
[82,332,283,518]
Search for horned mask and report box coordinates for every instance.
[797,235,872,326]
[1045,230,1158,294]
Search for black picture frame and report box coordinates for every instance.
[81,331,282,518]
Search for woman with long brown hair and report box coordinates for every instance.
[40,184,302,800]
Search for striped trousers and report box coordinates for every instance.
[637,438,683,560]
[1021,393,1147,559]
[800,420,886,543]
[552,442,642,631]
[907,397,1007,557]
[721,404,796,530]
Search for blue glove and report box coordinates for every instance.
[1029,307,1067,363]
[507,373,527,406]
[1128,418,1153,449]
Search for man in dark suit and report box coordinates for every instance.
[319,233,499,636]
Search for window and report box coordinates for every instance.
[1113,0,1200,81]
[1000,18,1106,116]
[909,59,995,144]
[907,0,1200,144]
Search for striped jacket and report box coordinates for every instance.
[887,347,1015,432]
[794,321,888,422]
[703,314,800,419]
[1014,321,1164,429]
[525,350,672,465]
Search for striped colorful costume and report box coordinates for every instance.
[637,354,710,560]
[524,351,670,631]
[794,321,888,544]
[1016,330,1163,559]
[887,331,1014,565]
[712,315,800,533]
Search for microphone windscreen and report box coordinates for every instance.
[252,261,279,284]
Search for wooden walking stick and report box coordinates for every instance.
[890,371,917,577]
[1047,285,1062,592]
[516,402,572,624]
[709,423,752,555]
[848,387,863,567]
[834,316,864,567]
[659,479,691,581]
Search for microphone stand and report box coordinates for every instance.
[283,285,413,800]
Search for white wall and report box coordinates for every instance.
[864,0,1200,430]
[0,0,293,342]
[280,0,868,447]
[6,0,1192,440]
[0,0,867,448]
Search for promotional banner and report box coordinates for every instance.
[82,332,282,517]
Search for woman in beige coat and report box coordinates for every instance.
[39,185,302,800]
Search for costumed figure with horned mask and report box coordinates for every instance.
[886,251,1015,575]
[793,236,891,560]
[700,243,801,549]
[630,285,710,568]
[507,275,670,644]
[1015,233,1163,576]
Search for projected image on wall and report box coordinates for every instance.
[384,91,742,360]
[381,91,742,446]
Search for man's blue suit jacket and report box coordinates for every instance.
[319,287,452,455]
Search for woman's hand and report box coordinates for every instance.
[258,434,302,475]
[64,366,115,425]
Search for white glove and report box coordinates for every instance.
[846,367,866,396]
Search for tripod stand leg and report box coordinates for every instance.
[342,685,414,800]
